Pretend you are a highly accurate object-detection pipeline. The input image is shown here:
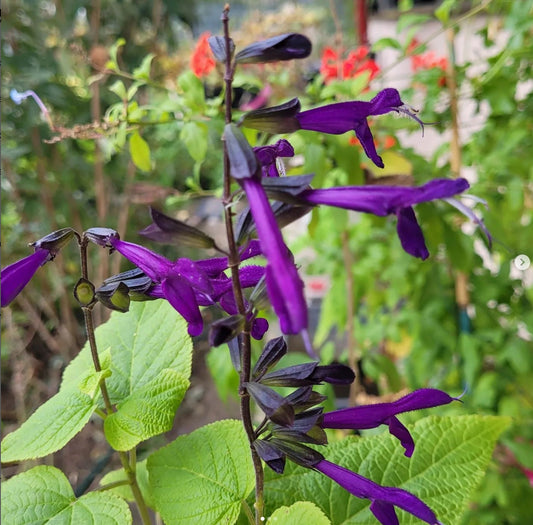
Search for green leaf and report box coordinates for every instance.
[267,501,331,524]
[104,368,189,450]
[263,416,510,524]
[133,53,155,81]
[106,38,126,71]
[435,0,457,24]
[397,13,432,33]
[61,301,192,406]
[147,419,255,525]
[129,131,151,172]
[1,466,131,525]
[178,70,206,111]
[1,389,98,462]
[109,80,127,100]
[372,37,403,52]
[180,121,208,163]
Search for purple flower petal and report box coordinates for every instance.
[242,178,308,335]
[1,249,50,307]
[251,317,269,340]
[321,389,458,456]
[254,139,295,177]
[396,206,429,260]
[315,460,440,525]
[162,275,204,336]
[110,239,172,281]
[299,179,469,259]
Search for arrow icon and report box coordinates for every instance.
[514,254,531,271]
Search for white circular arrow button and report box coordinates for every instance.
[514,254,531,271]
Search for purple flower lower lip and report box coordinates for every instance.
[298,178,470,259]
[320,389,458,457]
[1,249,50,307]
[315,460,441,525]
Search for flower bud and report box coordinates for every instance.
[74,278,96,307]
[30,227,76,254]
[208,35,235,63]
[235,34,312,64]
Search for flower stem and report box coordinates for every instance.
[220,6,264,523]
[78,236,152,524]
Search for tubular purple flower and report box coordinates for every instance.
[298,178,470,259]
[241,177,308,338]
[296,88,423,168]
[109,237,267,338]
[1,249,51,307]
[254,139,295,178]
[321,389,459,457]
[315,460,441,525]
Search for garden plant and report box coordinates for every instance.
[1,1,531,524]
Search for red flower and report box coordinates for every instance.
[408,38,448,86]
[191,32,216,78]
[320,45,380,85]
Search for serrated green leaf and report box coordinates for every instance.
[263,416,510,524]
[147,419,255,525]
[47,491,132,524]
[61,301,192,406]
[1,466,74,523]
[104,368,189,450]
[1,389,98,462]
[180,121,208,162]
[267,501,331,524]
[129,131,151,172]
[1,465,132,525]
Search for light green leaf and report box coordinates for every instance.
[267,502,331,524]
[109,80,127,100]
[147,419,255,525]
[180,121,208,162]
[106,38,126,71]
[129,131,151,172]
[178,71,206,111]
[264,416,510,524]
[61,301,192,406]
[1,389,98,462]
[372,37,403,52]
[133,53,155,81]
[397,13,432,33]
[1,465,132,525]
[435,0,457,24]
[104,369,189,450]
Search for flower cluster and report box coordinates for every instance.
[320,45,380,86]
[250,337,459,525]
[190,31,216,78]
[407,38,448,87]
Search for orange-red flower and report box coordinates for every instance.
[191,32,216,78]
[407,38,448,87]
[320,45,379,85]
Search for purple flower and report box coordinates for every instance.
[241,177,308,338]
[110,238,265,337]
[254,139,294,178]
[321,389,459,457]
[242,88,423,168]
[1,249,50,307]
[296,88,422,168]
[315,460,441,525]
[298,178,470,259]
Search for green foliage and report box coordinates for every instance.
[267,501,331,524]
[147,419,256,525]
[1,465,132,525]
[264,416,510,524]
